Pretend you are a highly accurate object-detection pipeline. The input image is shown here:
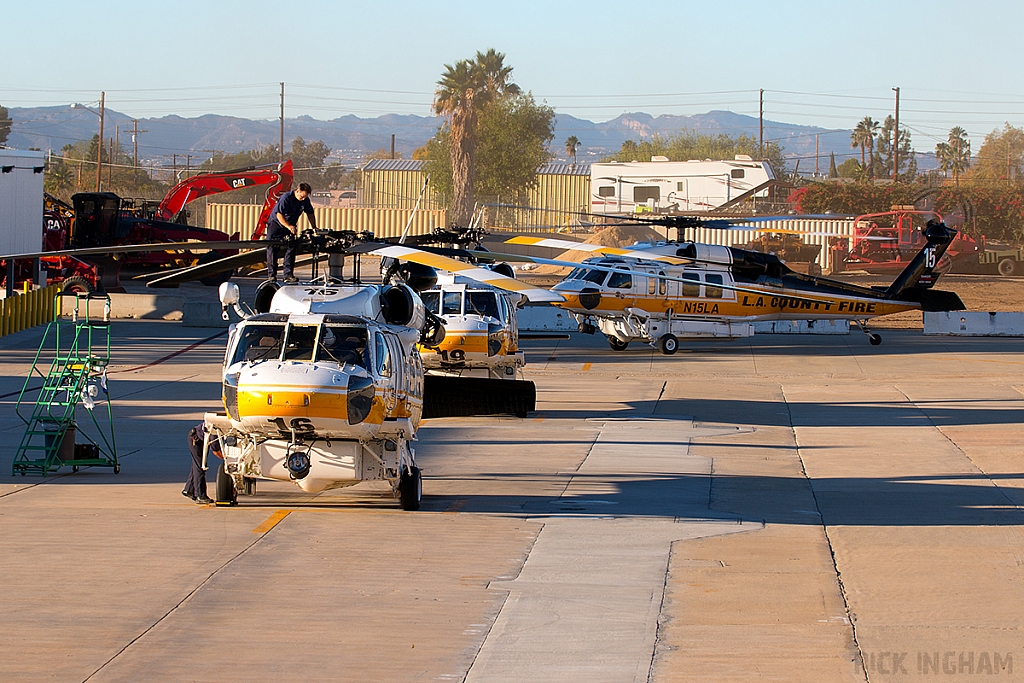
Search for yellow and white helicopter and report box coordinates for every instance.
[504,216,966,354]
[198,230,560,509]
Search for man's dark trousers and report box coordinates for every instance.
[266,223,296,280]
[184,430,207,500]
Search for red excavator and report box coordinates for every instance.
[2,161,292,293]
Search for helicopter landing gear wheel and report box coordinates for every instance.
[215,462,237,506]
[608,337,629,351]
[659,334,678,355]
[869,333,882,346]
[854,320,882,346]
[399,466,421,511]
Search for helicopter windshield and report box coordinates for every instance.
[231,323,286,364]
[421,291,440,314]
[317,326,368,367]
[283,324,318,361]
[466,291,499,318]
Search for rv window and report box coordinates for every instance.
[466,291,499,318]
[676,182,685,191]
[597,186,615,197]
[421,291,440,314]
[582,269,608,285]
[730,169,745,179]
[633,186,660,203]
[232,323,285,364]
[442,291,462,315]
[705,274,724,299]
[681,273,700,297]
[283,324,318,361]
[317,326,368,367]
[606,271,632,289]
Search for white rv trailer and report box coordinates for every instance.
[590,155,774,215]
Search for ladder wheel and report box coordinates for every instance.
[72,465,78,473]
[113,463,120,474]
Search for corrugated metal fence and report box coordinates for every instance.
[691,217,856,272]
[0,285,60,338]
[208,205,448,241]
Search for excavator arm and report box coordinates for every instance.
[154,160,293,238]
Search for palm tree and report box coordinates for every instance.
[851,116,879,176]
[434,50,518,226]
[565,135,580,165]
[936,126,971,186]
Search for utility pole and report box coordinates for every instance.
[391,134,396,160]
[892,86,900,181]
[172,153,177,182]
[185,154,193,179]
[96,91,105,192]
[280,82,285,164]
[815,134,819,176]
[107,137,113,188]
[131,118,147,191]
[759,89,764,159]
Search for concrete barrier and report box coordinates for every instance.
[518,305,577,332]
[924,311,1024,337]
[753,319,850,335]
[108,293,184,320]
[182,301,244,328]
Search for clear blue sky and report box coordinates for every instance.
[4,0,1023,150]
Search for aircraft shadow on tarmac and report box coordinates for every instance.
[534,397,1024,428]
[521,330,1024,359]
[7,458,1024,529]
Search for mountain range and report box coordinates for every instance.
[6,106,935,172]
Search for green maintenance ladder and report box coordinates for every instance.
[11,293,118,476]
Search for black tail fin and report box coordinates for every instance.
[885,221,957,301]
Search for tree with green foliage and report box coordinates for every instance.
[0,105,10,146]
[876,116,916,181]
[836,158,863,179]
[603,132,786,178]
[851,117,879,176]
[971,123,1024,183]
[426,50,553,221]
[565,135,580,165]
[935,126,971,186]
[432,49,520,225]
[828,152,838,178]
[424,92,554,206]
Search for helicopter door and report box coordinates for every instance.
[374,331,398,413]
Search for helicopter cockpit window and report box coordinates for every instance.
[705,274,724,299]
[442,291,462,316]
[606,271,632,289]
[466,291,499,318]
[317,326,368,367]
[681,273,701,297]
[375,331,392,377]
[231,324,286,364]
[283,324,318,361]
[581,269,608,285]
[421,291,440,314]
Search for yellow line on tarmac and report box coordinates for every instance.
[582,362,592,371]
[253,510,291,533]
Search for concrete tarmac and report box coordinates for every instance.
[1,320,1022,682]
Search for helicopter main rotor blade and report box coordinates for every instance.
[0,240,272,262]
[367,245,564,303]
[506,236,691,265]
[146,249,267,288]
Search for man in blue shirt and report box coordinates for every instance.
[266,182,318,283]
